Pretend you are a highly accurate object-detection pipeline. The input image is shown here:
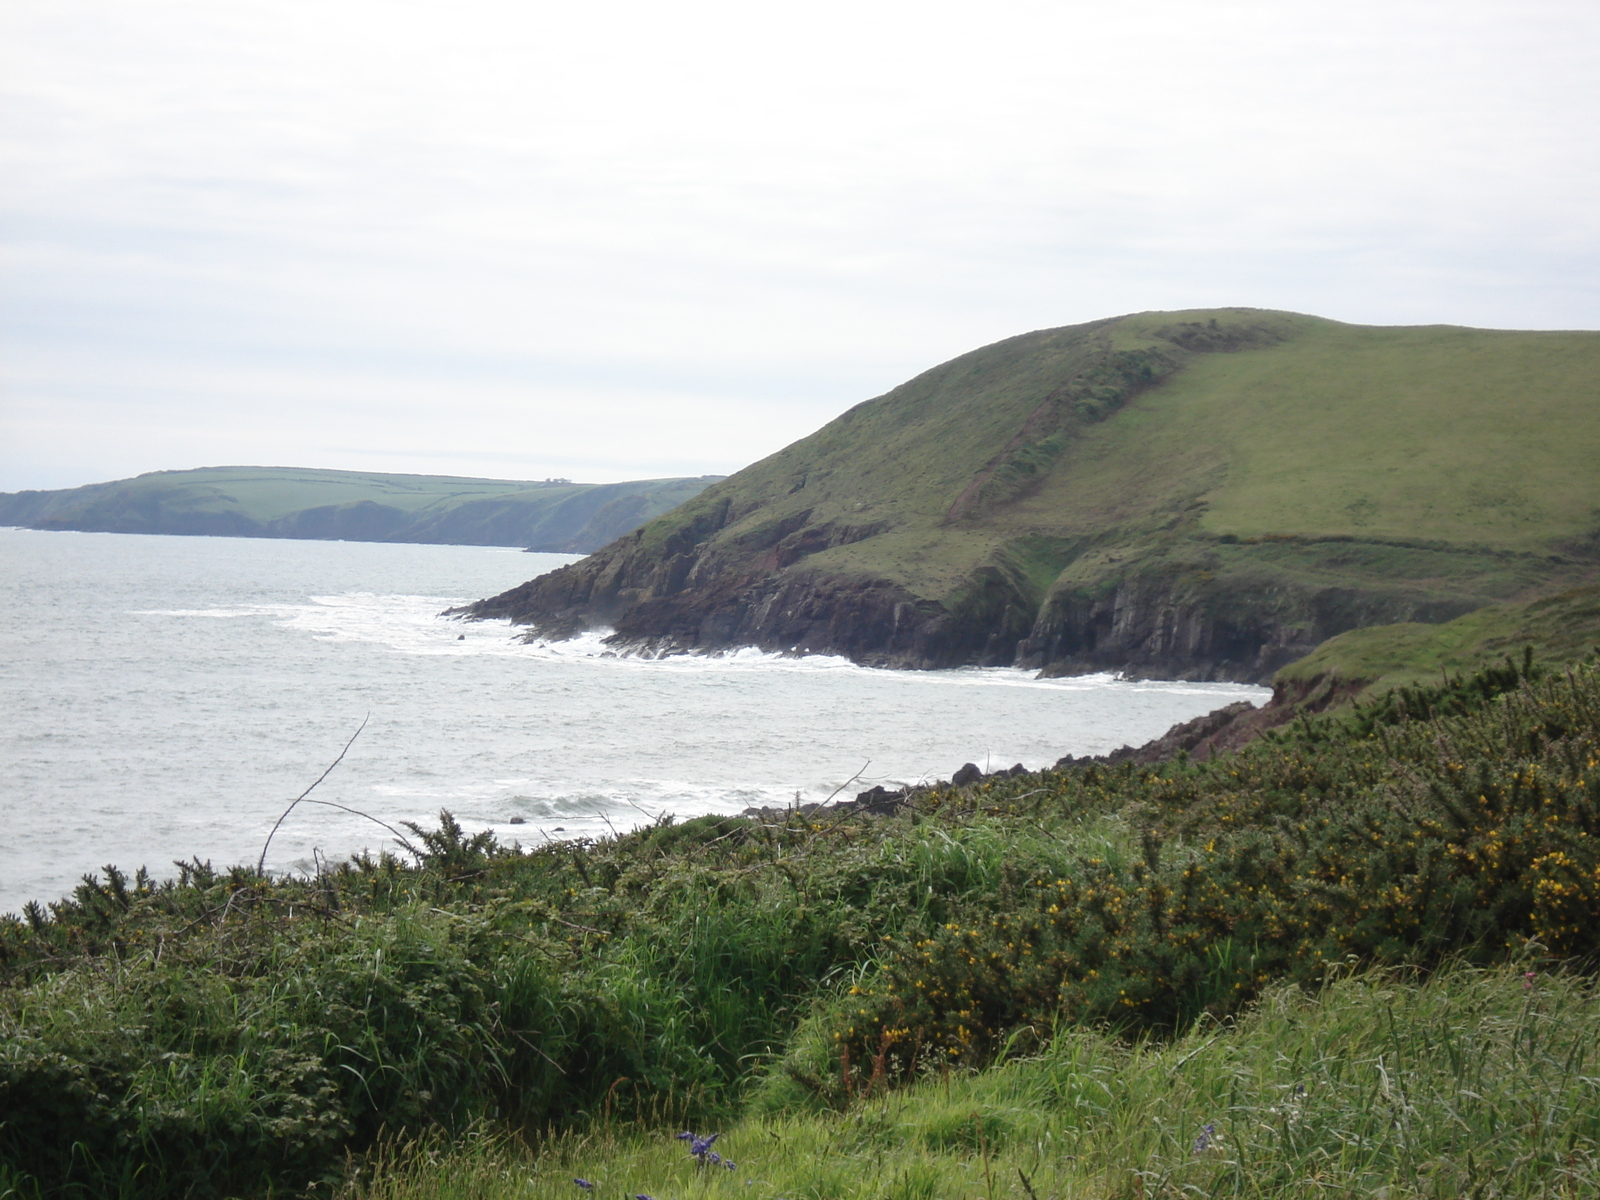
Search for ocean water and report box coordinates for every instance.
[0,528,1268,914]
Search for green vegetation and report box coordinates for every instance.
[1278,584,1600,700]
[358,964,1600,1200]
[5,652,1600,1197]
[481,310,1600,677]
[0,467,721,552]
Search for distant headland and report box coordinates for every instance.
[0,465,724,553]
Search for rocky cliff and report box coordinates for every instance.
[463,309,1600,681]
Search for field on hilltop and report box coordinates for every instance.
[468,309,1600,681]
[0,466,722,552]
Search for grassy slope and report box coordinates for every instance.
[118,467,550,519]
[0,467,720,549]
[1277,583,1600,698]
[361,965,1600,1200]
[668,311,1600,582]
[819,315,1600,589]
[1138,319,1599,546]
[503,309,1600,676]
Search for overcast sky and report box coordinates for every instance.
[2,0,1596,492]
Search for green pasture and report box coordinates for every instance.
[109,467,570,520]
[622,308,1600,629]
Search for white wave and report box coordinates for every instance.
[183,590,1270,701]
[131,605,290,618]
[129,592,1267,703]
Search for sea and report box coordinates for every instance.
[0,528,1269,915]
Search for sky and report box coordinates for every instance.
[2,0,1597,492]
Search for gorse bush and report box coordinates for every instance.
[837,657,1600,1068]
[2,655,1599,1197]
[0,907,501,1196]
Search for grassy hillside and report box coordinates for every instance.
[0,467,721,552]
[1136,585,1600,759]
[1276,583,1600,698]
[469,309,1600,680]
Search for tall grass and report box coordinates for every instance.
[350,964,1600,1200]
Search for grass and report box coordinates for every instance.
[478,308,1600,674]
[353,964,1600,1200]
[1101,318,1600,550]
[1277,584,1600,699]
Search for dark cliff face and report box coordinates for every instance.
[1018,573,1485,683]
[461,309,1600,682]
[472,529,1516,682]
[467,506,984,668]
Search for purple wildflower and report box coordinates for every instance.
[678,1131,733,1172]
[1525,971,1537,990]
[574,1181,595,1191]
[724,1160,736,1171]
[1192,1122,1216,1155]
[636,1195,656,1200]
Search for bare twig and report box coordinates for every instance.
[620,797,658,823]
[553,916,608,935]
[257,716,369,876]
[508,1028,568,1073]
[294,797,410,844]
[820,760,871,807]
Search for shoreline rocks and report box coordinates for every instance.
[742,696,1283,823]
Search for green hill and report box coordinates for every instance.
[0,466,723,552]
[466,308,1600,681]
[1274,583,1600,700]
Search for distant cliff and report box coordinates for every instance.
[0,467,722,553]
[462,308,1600,682]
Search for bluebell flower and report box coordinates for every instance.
[677,1131,734,1172]
[574,1180,595,1190]
[724,1160,737,1171]
[1192,1122,1216,1154]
